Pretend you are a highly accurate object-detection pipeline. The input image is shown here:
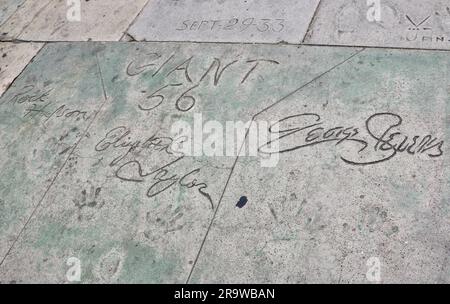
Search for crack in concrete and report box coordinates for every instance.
[302,0,323,44]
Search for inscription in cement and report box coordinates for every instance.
[306,0,450,50]
[128,0,320,43]
[0,43,447,284]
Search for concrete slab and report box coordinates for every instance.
[0,42,363,283]
[0,43,108,261]
[306,0,450,50]
[0,0,26,26]
[128,0,320,44]
[0,0,53,41]
[0,0,148,41]
[0,42,43,98]
[189,48,450,283]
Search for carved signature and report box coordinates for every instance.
[259,112,444,166]
[95,126,214,209]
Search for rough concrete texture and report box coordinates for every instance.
[0,43,109,262]
[0,0,49,41]
[0,0,26,25]
[128,0,320,43]
[0,42,43,97]
[0,42,357,283]
[0,1,449,285]
[306,0,450,50]
[190,48,450,284]
[0,0,148,41]
[0,42,448,283]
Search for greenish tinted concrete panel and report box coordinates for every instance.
[0,43,107,261]
[0,42,361,283]
[190,49,450,283]
[0,42,447,283]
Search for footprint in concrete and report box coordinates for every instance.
[95,248,125,283]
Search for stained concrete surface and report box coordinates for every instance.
[0,43,108,261]
[0,1,449,284]
[0,42,358,283]
[0,42,448,283]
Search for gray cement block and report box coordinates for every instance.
[128,0,320,44]
[0,42,43,98]
[306,0,450,50]
[0,0,26,26]
[0,0,148,41]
